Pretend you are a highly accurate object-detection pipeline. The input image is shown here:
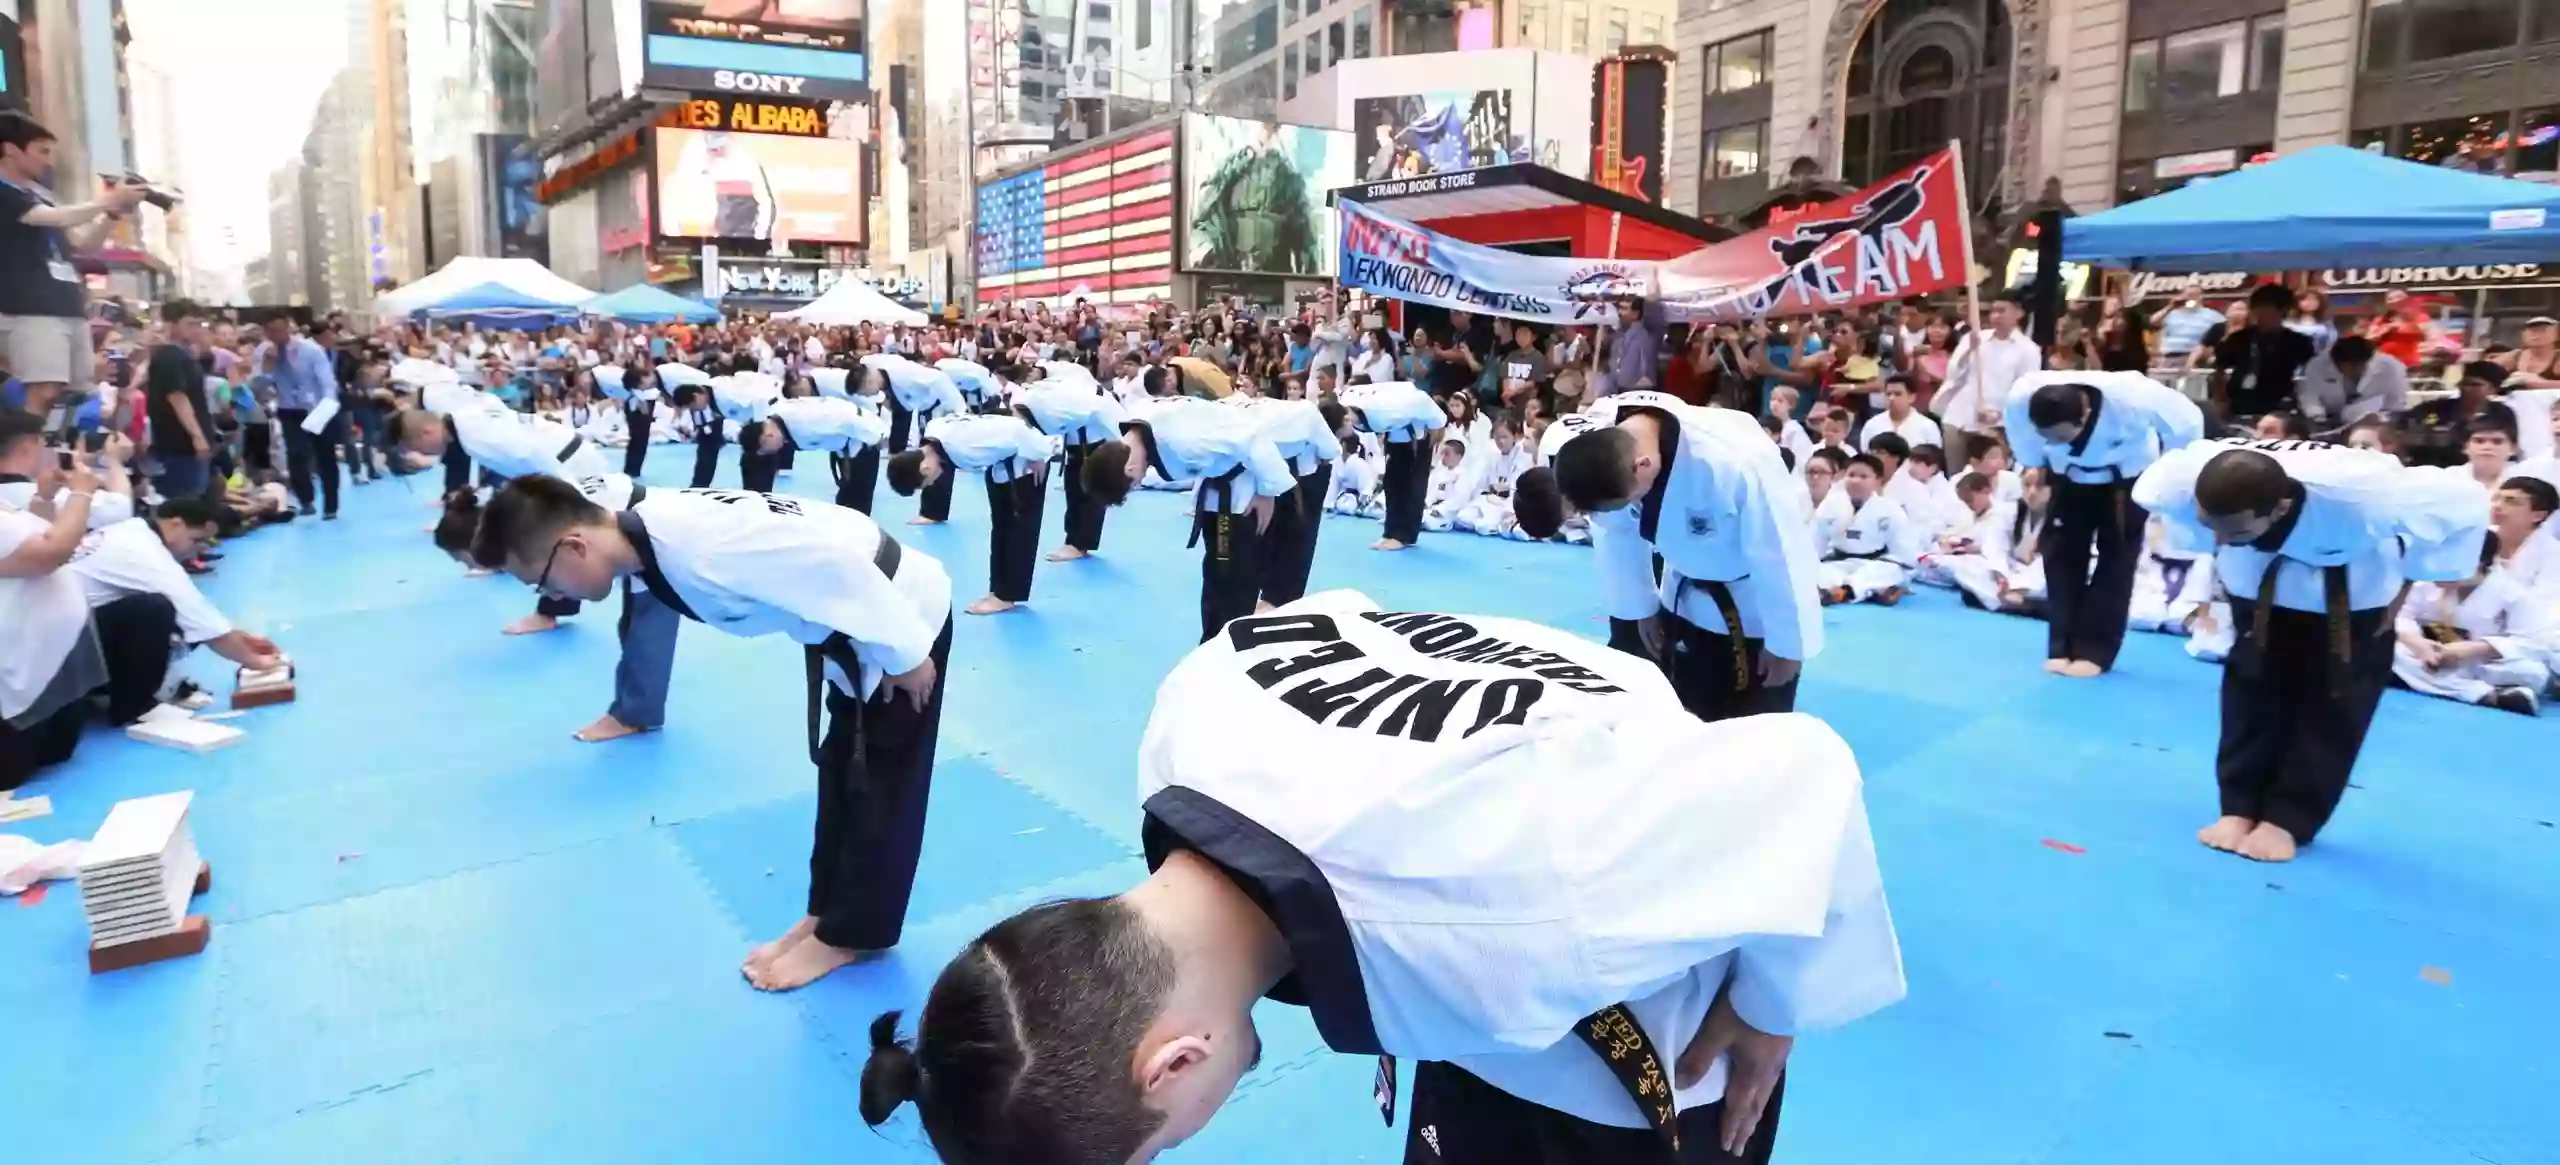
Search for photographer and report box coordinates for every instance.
[0,112,152,431]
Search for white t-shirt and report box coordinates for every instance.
[0,506,92,721]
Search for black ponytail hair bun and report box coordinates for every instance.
[858,1010,923,1127]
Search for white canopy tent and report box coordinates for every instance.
[373,257,597,319]
[776,278,929,327]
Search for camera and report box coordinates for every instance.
[115,174,179,212]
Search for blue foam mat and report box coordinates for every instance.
[3,447,2555,1165]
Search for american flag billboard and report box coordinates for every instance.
[972,126,1176,305]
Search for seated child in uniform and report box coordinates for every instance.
[2128,513,2216,634]
[1946,465,2051,615]
[1813,453,1919,606]
[1420,437,1469,532]
[2392,539,2557,716]
[1915,471,1997,591]
[1327,431,1382,516]
[1803,447,1846,533]
[1454,414,1536,536]
[1884,442,1950,536]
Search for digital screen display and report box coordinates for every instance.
[654,127,864,245]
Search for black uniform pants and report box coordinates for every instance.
[985,472,1045,603]
[2217,600,2392,845]
[1380,437,1428,544]
[737,421,781,493]
[2041,478,2145,670]
[887,393,914,453]
[690,435,722,488]
[277,407,344,515]
[93,593,178,726]
[808,617,953,951]
[242,420,276,476]
[1405,1060,1784,1165]
[1059,442,1106,552]
[1663,610,1799,721]
[622,409,651,476]
[441,433,472,494]
[1259,467,1328,606]
[918,464,956,523]
[832,446,880,513]
[1198,505,1267,643]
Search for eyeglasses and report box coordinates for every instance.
[531,536,569,597]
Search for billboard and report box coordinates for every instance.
[1591,51,1669,204]
[973,126,1176,305]
[654,126,864,245]
[479,134,551,264]
[1180,114,1353,277]
[643,0,867,104]
[1353,90,1533,181]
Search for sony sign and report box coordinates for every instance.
[713,70,807,95]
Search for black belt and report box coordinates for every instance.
[1678,576,1752,693]
[2239,560,2355,697]
[1189,465,1247,551]
[804,533,905,763]
[558,434,585,464]
[1826,549,1890,561]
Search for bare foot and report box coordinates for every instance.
[2197,815,2257,852]
[573,713,648,743]
[748,935,873,991]
[1254,599,1275,613]
[907,515,943,526]
[1045,545,1087,561]
[2059,660,2103,679]
[966,595,1019,615]
[503,614,561,635]
[2236,822,2298,863]
[1371,538,1409,551]
[743,915,818,976]
[2042,658,2070,674]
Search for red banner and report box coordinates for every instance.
[1657,148,1973,322]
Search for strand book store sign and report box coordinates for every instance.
[974,127,1177,305]
[644,0,867,103]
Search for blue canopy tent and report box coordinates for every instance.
[582,283,722,324]
[415,281,583,330]
[2064,145,2560,272]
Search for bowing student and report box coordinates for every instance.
[387,380,620,636]
[808,366,890,513]
[1081,395,1296,642]
[1225,394,1344,607]
[864,355,969,523]
[2133,439,2490,863]
[936,357,1002,413]
[471,474,951,990]
[886,412,1055,616]
[2006,369,2207,678]
[675,385,727,488]
[1336,380,1447,551]
[709,372,789,492]
[1812,453,1919,606]
[605,364,660,475]
[858,590,1903,1165]
[1014,371,1129,561]
[1518,391,1825,722]
[758,389,892,511]
[2390,538,2557,715]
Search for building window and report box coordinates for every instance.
[1605,7,1628,52]
[1353,5,1373,55]
[1330,19,1346,66]
[2123,41,2157,113]
[1705,121,1767,179]
[1704,30,1770,93]
[2366,0,2525,68]
[1638,14,1662,45]
[1306,31,1324,75]
[2403,111,2510,169]
[1137,0,1154,50]
[1521,3,1546,47]
[1284,42,1300,98]
[1284,0,1298,25]
[2122,16,2279,111]
[2535,0,2560,40]
[1566,3,1588,53]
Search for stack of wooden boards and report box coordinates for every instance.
[76,791,213,973]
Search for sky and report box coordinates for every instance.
[125,0,347,281]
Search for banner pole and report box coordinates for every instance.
[1945,140,1994,444]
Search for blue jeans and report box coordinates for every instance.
[610,581,680,729]
[153,454,212,501]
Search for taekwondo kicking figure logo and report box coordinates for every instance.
[1756,163,1933,306]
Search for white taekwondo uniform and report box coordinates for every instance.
[1139,590,1901,1153]
[1812,488,1920,601]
